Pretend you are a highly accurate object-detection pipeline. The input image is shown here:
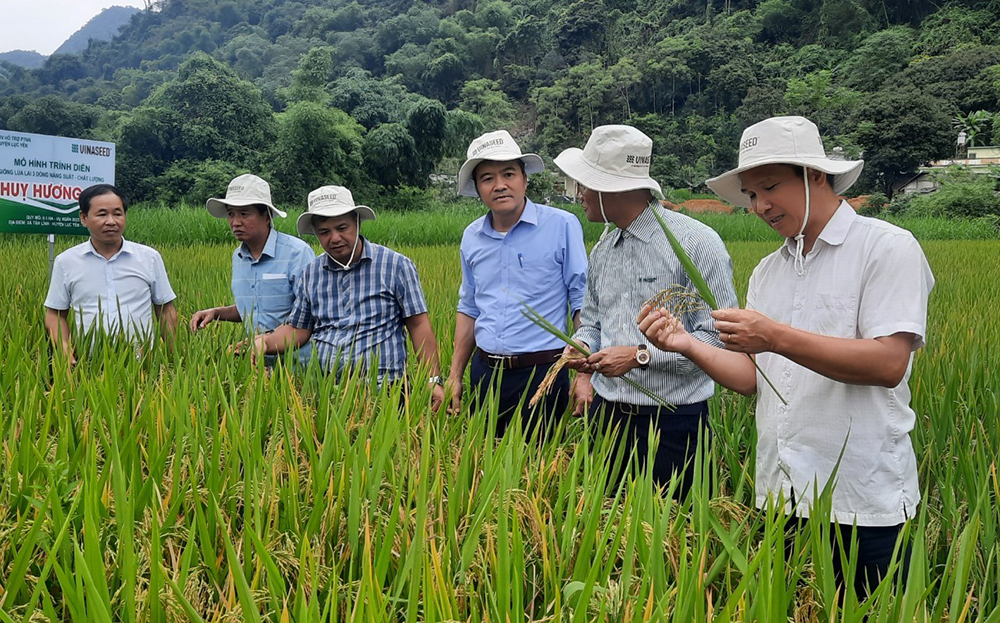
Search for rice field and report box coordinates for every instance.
[0,219,998,621]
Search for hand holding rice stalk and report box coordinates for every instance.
[650,208,788,406]
[519,304,675,410]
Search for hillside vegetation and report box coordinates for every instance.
[1,0,999,204]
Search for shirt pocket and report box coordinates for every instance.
[257,273,295,313]
[517,248,564,299]
[809,293,858,338]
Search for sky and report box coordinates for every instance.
[2,1,147,56]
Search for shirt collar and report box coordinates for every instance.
[323,236,373,271]
[611,201,659,245]
[477,198,539,239]
[781,200,855,257]
[237,227,277,261]
[85,237,131,261]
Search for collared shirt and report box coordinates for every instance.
[44,238,176,339]
[286,238,428,380]
[458,199,588,354]
[232,228,316,363]
[748,201,934,527]
[574,203,738,405]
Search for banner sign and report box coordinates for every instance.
[0,130,116,235]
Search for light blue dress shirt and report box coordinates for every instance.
[232,227,316,363]
[457,199,588,355]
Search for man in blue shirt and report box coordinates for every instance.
[251,185,445,410]
[447,130,588,437]
[191,174,315,365]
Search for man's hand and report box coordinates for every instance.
[562,343,593,373]
[430,383,445,411]
[570,372,593,416]
[586,346,638,377]
[445,376,463,414]
[190,308,217,332]
[233,334,267,364]
[711,308,780,354]
[249,334,267,365]
[637,304,693,354]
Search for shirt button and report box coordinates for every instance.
[794,302,802,309]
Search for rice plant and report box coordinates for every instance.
[0,231,997,622]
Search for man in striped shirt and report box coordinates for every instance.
[250,186,445,410]
[555,125,738,497]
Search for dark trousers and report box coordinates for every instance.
[469,354,569,439]
[592,396,710,499]
[785,517,909,601]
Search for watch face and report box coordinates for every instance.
[636,349,651,365]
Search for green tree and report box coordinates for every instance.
[459,79,517,128]
[5,95,99,138]
[362,123,420,189]
[840,27,916,92]
[852,87,953,196]
[147,52,276,165]
[406,99,448,186]
[443,109,485,158]
[268,101,365,203]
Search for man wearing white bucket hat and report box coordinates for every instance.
[448,130,588,437]
[638,115,934,598]
[190,174,316,365]
[250,185,445,410]
[555,125,738,498]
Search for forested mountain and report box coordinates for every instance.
[1,0,998,204]
[0,51,46,70]
[53,5,143,56]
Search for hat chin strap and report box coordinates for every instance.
[793,167,810,276]
[325,213,361,270]
[595,191,612,247]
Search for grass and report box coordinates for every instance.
[7,200,997,249]
[0,226,998,620]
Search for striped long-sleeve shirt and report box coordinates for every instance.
[287,238,428,381]
[573,203,738,406]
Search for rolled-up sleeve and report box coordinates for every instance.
[394,256,428,318]
[287,273,315,330]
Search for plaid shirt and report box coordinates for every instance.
[287,238,428,380]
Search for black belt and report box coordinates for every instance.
[593,397,709,417]
[476,347,563,369]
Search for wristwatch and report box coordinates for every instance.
[635,344,651,369]
[428,375,444,386]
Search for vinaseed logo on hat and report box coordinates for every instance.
[553,125,663,197]
[206,174,286,219]
[706,116,864,208]
[456,130,544,197]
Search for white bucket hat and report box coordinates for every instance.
[553,125,663,198]
[206,174,286,219]
[705,116,864,208]
[457,130,544,197]
[296,185,376,236]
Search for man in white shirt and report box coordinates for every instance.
[638,116,934,599]
[44,184,178,363]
